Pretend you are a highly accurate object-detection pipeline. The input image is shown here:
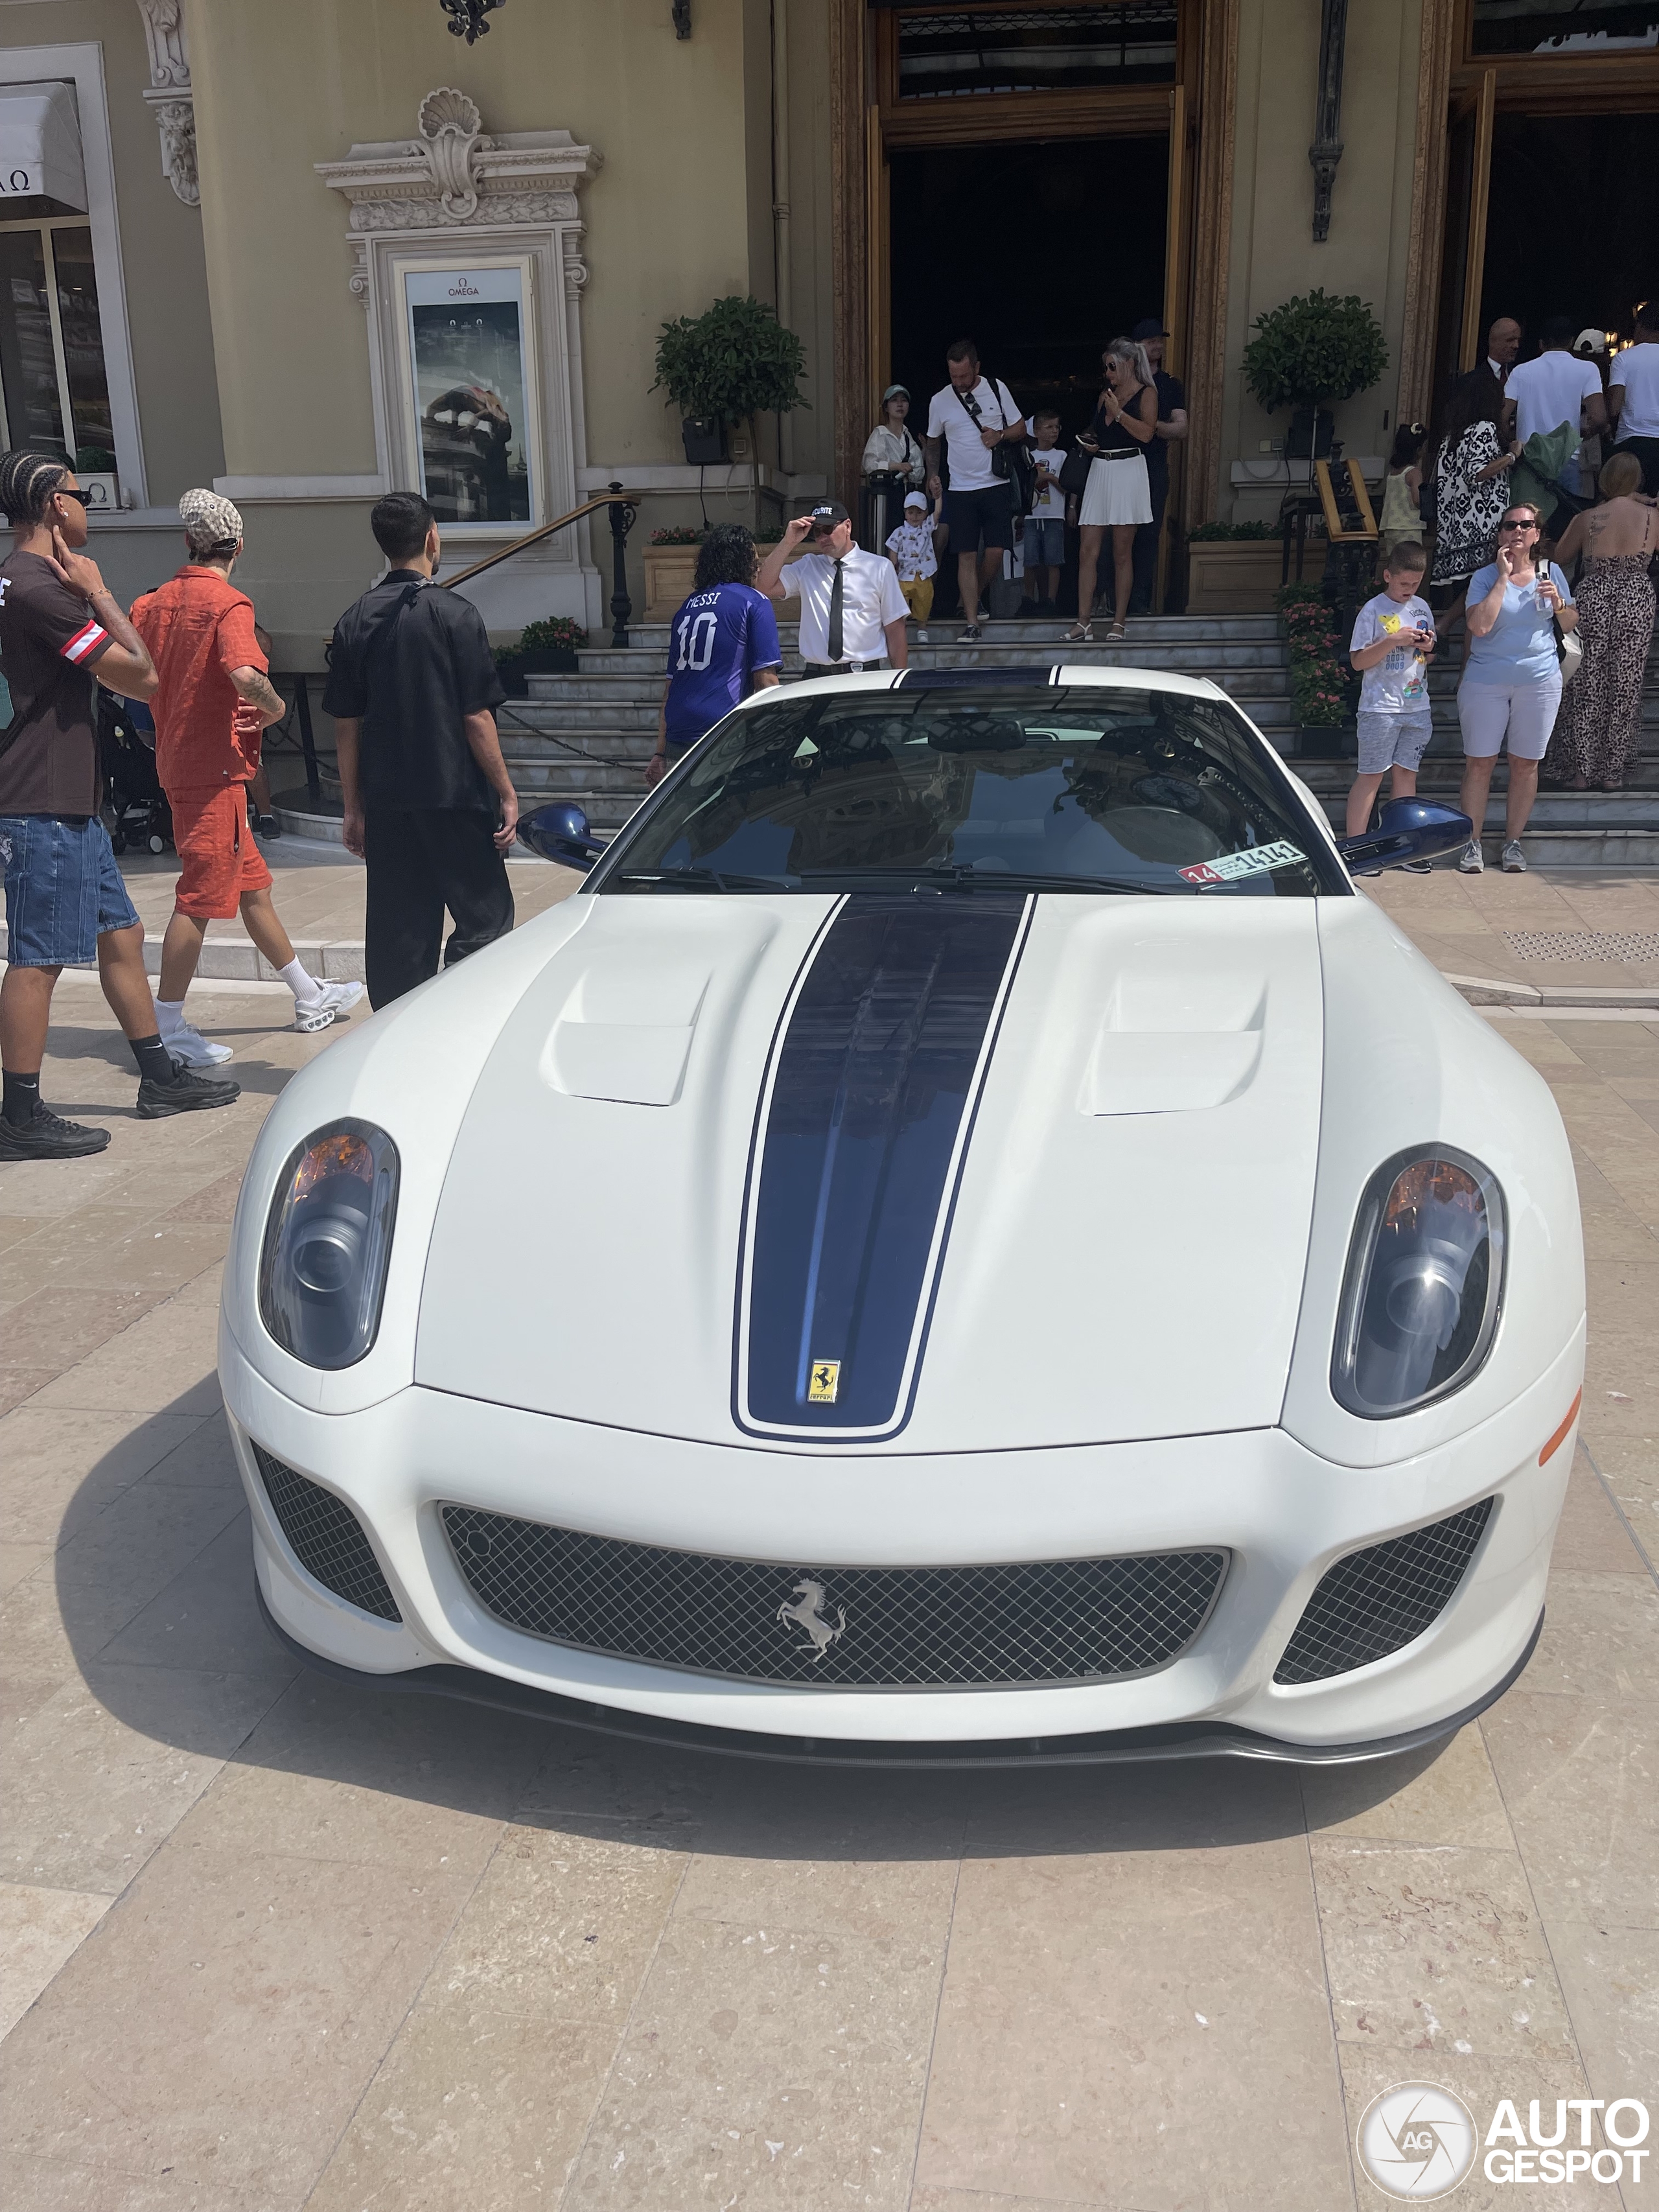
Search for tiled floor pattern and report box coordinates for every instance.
[0,933,1654,2209]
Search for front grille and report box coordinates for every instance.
[1274,1499,1494,1685]
[253,1446,402,1623]
[441,1506,1225,1686]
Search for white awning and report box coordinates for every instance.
[0,82,86,211]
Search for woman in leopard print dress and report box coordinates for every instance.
[1544,454,1658,790]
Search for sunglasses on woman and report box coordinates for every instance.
[1497,516,1538,531]
[53,485,93,508]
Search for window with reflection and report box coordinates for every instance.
[1470,0,1658,55]
[0,218,113,488]
[894,4,1179,98]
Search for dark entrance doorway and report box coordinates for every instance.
[1478,112,1659,347]
[887,135,1169,441]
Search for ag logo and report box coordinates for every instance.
[807,1359,840,1404]
[1356,2082,1478,2200]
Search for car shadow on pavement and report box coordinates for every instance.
[55,1377,1453,1865]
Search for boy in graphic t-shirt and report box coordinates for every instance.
[885,490,939,638]
[1021,410,1067,614]
[1346,540,1437,861]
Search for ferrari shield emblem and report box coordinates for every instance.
[807,1360,841,1404]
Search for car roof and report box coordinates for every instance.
[728,663,1232,709]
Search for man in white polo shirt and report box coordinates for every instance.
[923,338,1026,644]
[1610,300,1659,495]
[1501,317,1607,483]
[756,502,909,675]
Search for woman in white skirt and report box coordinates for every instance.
[1068,338,1157,642]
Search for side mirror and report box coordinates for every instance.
[518,801,605,872]
[1336,797,1471,874]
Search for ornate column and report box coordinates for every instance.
[1308,0,1349,243]
[1395,0,1459,426]
[135,0,198,206]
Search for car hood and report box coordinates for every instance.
[415,892,1325,1452]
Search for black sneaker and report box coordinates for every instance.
[0,1106,111,1160]
[136,1058,240,1119]
[253,813,281,837]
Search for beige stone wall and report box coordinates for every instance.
[1220,0,1425,521]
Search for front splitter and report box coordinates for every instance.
[255,1585,1542,1769]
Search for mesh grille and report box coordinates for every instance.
[441,1506,1225,1687]
[253,1446,402,1622]
[1274,1499,1493,1685]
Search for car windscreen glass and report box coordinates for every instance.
[597,686,1347,896]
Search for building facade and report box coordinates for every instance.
[1,0,1655,661]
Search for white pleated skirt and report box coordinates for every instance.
[1079,452,1152,528]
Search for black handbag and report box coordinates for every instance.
[1058,445,1093,499]
[957,376,1036,511]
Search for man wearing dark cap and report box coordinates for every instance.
[1128,318,1188,616]
[323,491,518,1010]
[756,502,910,676]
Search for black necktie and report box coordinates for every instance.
[828,559,844,662]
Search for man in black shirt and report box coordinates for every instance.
[323,492,518,1008]
[1128,320,1189,617]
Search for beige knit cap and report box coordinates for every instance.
[178,487,244,552]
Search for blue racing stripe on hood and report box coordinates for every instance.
[738,892,1028,1438]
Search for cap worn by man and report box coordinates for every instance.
[130,491,363,1062]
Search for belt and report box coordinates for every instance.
[1095,449,1144,461]
[804,660,887,677]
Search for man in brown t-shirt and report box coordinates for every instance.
[0,450,238,1160]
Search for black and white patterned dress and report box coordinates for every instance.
[1430,423,1507,587]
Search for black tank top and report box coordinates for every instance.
[1091,385,1148,458]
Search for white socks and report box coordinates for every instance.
[279,957,324,1008]
[156,998,186,1034]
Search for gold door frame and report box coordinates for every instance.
[830,0,1238,533]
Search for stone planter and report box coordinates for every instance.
[1186,540,1326,614]
[498,646,579,697]
[644,543,701,621]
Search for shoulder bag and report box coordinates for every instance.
[957,377,1036,513]
[1545,565,1582,684]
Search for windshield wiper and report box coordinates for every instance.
[613,866,797,892]
[796,865,1173,895]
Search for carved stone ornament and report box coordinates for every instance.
[136,0,198,205]
[316,94,601,277]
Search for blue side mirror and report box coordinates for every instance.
[1336,797,1472,874]
[518,801,606,872]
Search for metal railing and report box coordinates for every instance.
[288,482,641,803]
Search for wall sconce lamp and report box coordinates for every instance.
[439,0,507,43]
[673,0,692,36]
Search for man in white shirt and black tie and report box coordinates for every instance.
[756,502,910,675]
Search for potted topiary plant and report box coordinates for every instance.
[495,616,587,696]
[1242,290,1387,460]
[653,295,809,467]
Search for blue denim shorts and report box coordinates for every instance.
[1024,516,1066,567]
[0,813,141,967]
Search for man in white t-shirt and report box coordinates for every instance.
[922,338,1027,644]
[1610,301,1659,496]
[1501,316,1607,466]
[756,502,909,674]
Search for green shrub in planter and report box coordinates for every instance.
[653,296,809,466]
[1188,520,1282,542]
[1243,292,1387,459]
[496,615,587,695]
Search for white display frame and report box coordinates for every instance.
[391,252,544,535]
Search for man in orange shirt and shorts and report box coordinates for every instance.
[131,491,361,1064]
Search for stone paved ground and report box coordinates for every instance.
[1,909,1656,2210]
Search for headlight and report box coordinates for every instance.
[259,1121,399,1369]
[1332,1147,1504,1417]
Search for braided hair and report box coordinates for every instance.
[0,448,69,527]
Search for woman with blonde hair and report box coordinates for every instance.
[1067,338,1157,644]
[1543,450,1658,791]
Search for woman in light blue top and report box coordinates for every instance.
[1456,500,1579,876]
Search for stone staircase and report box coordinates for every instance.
[485,615,1659,867]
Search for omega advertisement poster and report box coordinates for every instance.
[403,265,533,526]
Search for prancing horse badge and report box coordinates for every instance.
[807,1360,841,1404]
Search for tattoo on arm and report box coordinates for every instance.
[233,668,286,721]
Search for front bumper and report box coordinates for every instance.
[220,1314,1583,1762]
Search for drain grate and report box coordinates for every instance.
[1502,930,1659,964]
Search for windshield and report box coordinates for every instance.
[597,684,1347,897]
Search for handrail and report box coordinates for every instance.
[439,482,641,646]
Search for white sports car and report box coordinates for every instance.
[220,666,1585,1765]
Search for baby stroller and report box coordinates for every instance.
[99,687,172,856]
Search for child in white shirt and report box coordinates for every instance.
[1346,540,1437,862]
[886,490,939,637]
[1022,410,1067,613]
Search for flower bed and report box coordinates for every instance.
[1276,582,1358,727]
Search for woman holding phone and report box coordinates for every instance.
[1456,501,1578,875]
[1067,338,1157,644]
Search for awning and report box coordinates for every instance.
[0,82,86,211]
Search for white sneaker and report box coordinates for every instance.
[294,980,365,1034]
[916,627,929,642]
[1457,839,1484,874]
[159,1018,234,1066]
[1501,840,1527,874]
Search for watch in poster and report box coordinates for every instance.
[405,266,532,524]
